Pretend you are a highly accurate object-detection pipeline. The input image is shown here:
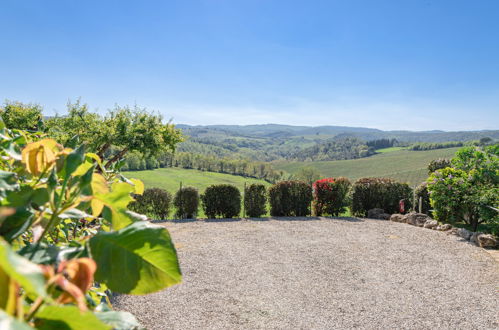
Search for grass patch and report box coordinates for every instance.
[275,148,460,186]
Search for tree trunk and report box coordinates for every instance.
[97,143,111,159]
[106,147,129,166]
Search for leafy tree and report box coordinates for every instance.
[0,100,43,130]
[45,100,183,166]
[294,166,321,185]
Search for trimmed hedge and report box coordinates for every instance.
[174,186,199,219]
[351,178,412,217]
[244,183,267,218]
[269,181,312,216]
[313,177,351,216]
[128,188,172,219]
[201,184,241,218]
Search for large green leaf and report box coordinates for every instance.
[0,310,34,330]
[34,306,110,330]
[95,182,135,230]
[0,239,46,298]
[95,311,143,330]
[89,221,181,294]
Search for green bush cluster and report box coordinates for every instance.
[174,186,200,219]
[201,184,242,218]
[129,188,172,219]
[351,178,412,217]
[244,183,267,217]
[427,146,498,232]
[312,177,351,216]
[268,181,312,216]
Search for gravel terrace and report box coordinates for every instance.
[113,217,499,330]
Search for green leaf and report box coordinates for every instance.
[0,239,46,298]
[95,311,143,330]
[95,182,135,230]
[63,145,85,178]
[0,207,34,242]
[89,221,181,294]
[34,306,111,330]
[0,310,34,330]
[0,170,18,191]
[59,208,92,219]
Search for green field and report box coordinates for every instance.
[123,168,271,219]
[123,167,270,193]
[274,148,460,187]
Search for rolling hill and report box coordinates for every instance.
[274,147,461,187]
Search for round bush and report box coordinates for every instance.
[201,184,241,218]
[351,178,412,217]
[128,188,172,220]
[313,177,351,216]
[174,186,199,219]
[269,181,312,217]
[244,184,267,217]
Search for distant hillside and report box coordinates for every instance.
[176,124,498,162]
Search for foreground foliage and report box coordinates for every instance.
[0,123,181,328]
[427,145,498,232]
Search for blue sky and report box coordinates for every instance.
[0,0,498,131]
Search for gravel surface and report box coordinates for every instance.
[114,217,499,330]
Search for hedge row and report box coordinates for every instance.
[128,177,414,220]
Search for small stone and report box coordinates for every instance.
[470,232,484,245]
[457,228,472,241]
[436,224,452,231]
[404,212,430,227]
[389,214,404,222]
[423,219,438,229]
[477,234,498,248]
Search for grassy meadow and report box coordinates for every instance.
[274,147,460,187]
[123,167,270,193]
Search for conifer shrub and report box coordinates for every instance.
[313,177,351,216]
[269,181,312,216]
[351,178,412,217]
[174,186,200,219]
[129,188,172,219]
[244,183,267,217]
[201,184,241,218]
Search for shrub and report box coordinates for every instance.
[174,186,200,219]
[414,182,431,215]
[351,178,412,217]
[269,181,312,216]
[428,145,499,232]
[244,183,267,217]
[201,184,241,218]
[129,188,172,219]
[313,177,351,216]
[428,158,451,174]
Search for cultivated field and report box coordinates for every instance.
[114,218,499,329]
[123,167,270,193]
[275,147,460,186]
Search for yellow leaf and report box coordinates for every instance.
[91,174,109,195]
[129,179,144,195]
[21,138,61,175]
[72,162,93,177]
